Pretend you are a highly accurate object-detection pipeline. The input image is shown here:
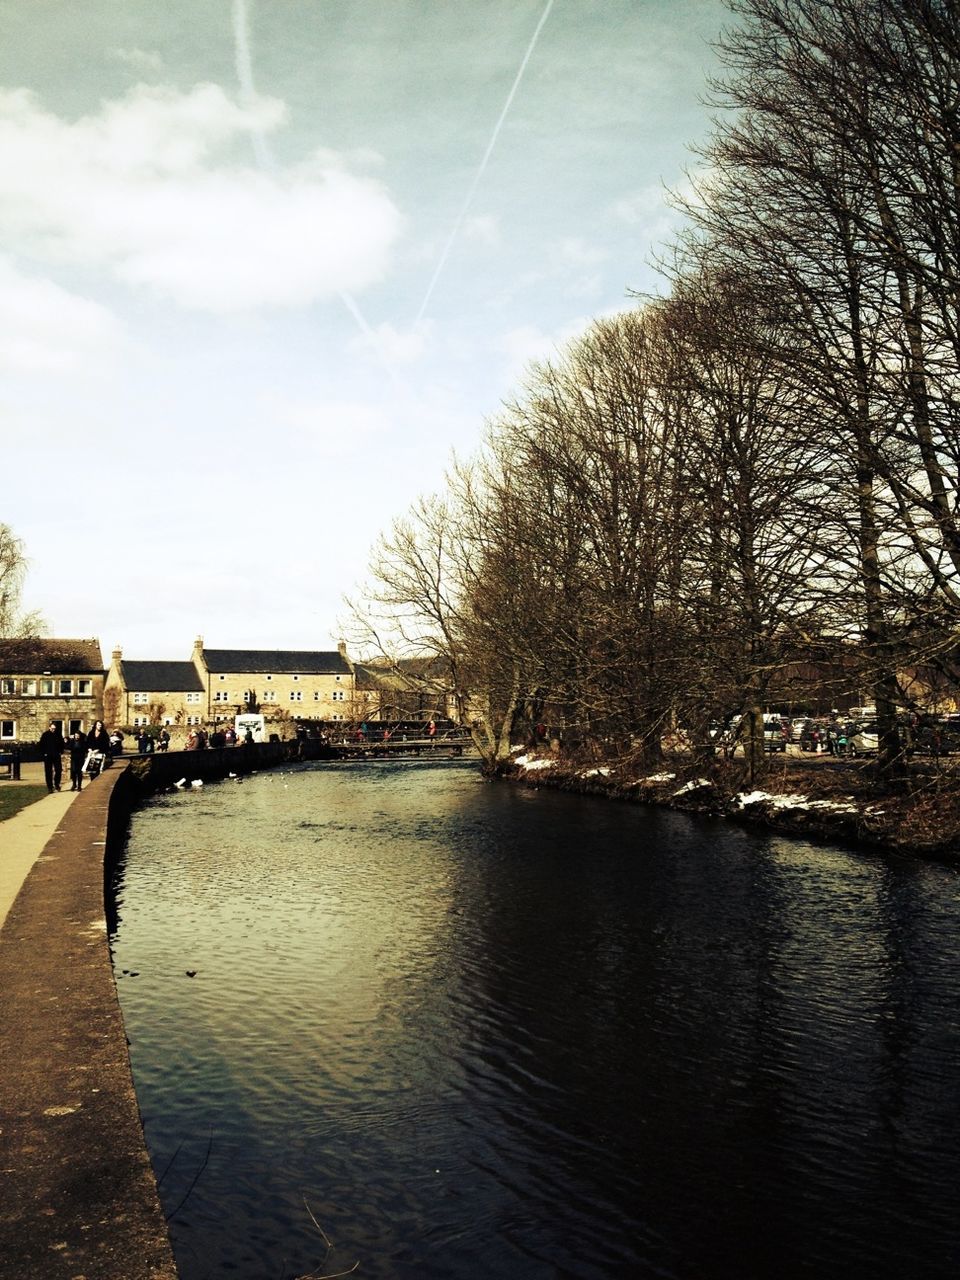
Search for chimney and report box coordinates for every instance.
[112,646,122,664]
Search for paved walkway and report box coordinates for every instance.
[1,763,79,929]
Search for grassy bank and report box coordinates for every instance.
[0,785,48,822]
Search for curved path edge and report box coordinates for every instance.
[0,765,178,1279]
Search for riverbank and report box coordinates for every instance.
[0,764,178,1279]
[509,749,960,861]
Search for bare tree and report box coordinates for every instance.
[671,0,960,773]
[0,524,44,639]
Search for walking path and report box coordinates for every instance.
[0,763,78,929]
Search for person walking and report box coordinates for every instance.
[85,720,111,778]
[39,721,64,792]
[67,730,86,791]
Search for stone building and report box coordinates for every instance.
[196,640,355,726]
[104,639,359,734]
[103,651,206,729]
[0,637,104,745]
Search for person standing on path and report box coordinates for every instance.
[67,730,86,791]
[39,721,64,793]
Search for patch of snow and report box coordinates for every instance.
[515,756,555,771]
[642,772,676,784]
[736,790,861,816]
[673,778,712,796]
[582,767,611,778]
[736,791,773,807]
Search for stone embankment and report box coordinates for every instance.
[0,765,177,1279]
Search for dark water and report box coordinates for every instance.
[110,759,960,1280]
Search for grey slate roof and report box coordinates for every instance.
[0,637,103,675]
[202,649,351,675]
[120,661,204,693]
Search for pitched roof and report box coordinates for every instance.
[354,655,451,692]
[0,637,103,675]
[202,648,352,675]
[119,661,205,693]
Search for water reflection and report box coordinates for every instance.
[110,760,960,1279]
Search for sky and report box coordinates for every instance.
[1,0,725,660]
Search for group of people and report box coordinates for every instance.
[38,719,111,793]
[38,719,260,792]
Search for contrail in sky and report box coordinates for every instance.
[232,0,272,169]
[230,1,388,363]
[415,0,556,325]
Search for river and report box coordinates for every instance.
[109,758,960,1279]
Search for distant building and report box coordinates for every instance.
[196,639,355,725]
[103,638,358,733]
[352,655,463,723]
[0,637,104,744]
[103,650,206,729]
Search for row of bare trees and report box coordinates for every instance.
[351,0,960,777]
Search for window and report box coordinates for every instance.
[133,692,149,705]
[68,719,83,736]
[263,690,277,703]
[186,714,202,726]
[289,691,303,702]
[40,679,55,696]
[218,674,226,681]
[213,691,230,703]
[332,690,345,701]
[1,720,15,739]
[314,691,321,701]
[58,679,73,695]
[77,679,92,696]
[185,692,201,705]
[336,674,342,681]
[293,675,300,682]
[133,715,149,727]
[1,678,15,695]
[266,674,273,681]
[21,679,36,696]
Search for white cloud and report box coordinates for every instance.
[0,84,402,313]
[108,47,166,75]
[613,183,669,225]
[262,394,392,459]
[348,321,426,367]
[557,236,607,267]
[463,215,501,247]
[0,256,124,374]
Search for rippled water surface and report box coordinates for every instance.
[111,759,960,1279]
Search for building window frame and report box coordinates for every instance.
[1,719,15,740]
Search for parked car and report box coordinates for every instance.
[913,715,960,756]
[847,724,878,756]
[798,719,826,752]
[763,714,788,752]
